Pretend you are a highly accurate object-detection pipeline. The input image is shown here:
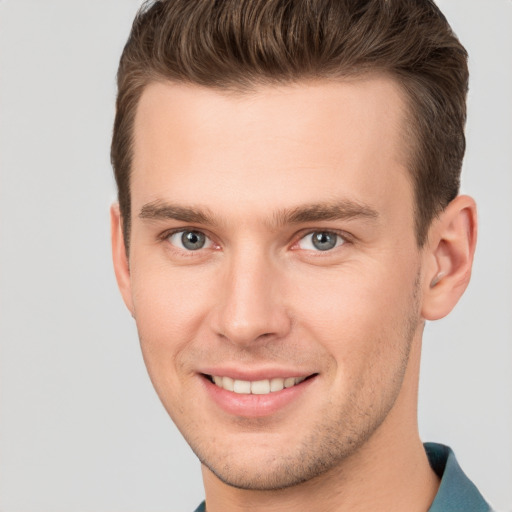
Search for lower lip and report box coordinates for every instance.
[201,375,316,418]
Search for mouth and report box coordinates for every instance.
[204,374,316,395]
[201,371,318,417]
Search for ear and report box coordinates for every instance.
[421,195,477,321]
[110,203,135,317]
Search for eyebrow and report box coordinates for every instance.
[273,201,379,226]
[139,200,218,225]
[138,199,379,227]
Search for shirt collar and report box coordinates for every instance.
[425,442,492,512]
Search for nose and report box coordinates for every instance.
[211,249,292,347]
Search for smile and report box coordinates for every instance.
[202,372,318,417]
[209,375,308,395]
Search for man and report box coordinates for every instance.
[110,1,491,510]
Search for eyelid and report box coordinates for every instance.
[158,227,351,253]
[160,227,216,251]
[292,229,351,251]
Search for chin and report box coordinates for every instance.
[192,427,366,491]
[201,457,330,491]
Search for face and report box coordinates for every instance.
[116,77,426,490]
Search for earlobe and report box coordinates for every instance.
[421,195,477,321]
[110,203,135,317]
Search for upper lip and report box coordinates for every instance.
[199,367,316,381]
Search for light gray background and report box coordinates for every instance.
[0,1,511,511]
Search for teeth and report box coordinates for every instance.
[211,376,307,395]
[233,379,251,394]
[270,378,285,392]
[223,376,234,392]
[251,380,270,395]
[284,377,296,388]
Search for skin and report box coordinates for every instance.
[111,77,477,512]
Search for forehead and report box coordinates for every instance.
[131,77,413,223]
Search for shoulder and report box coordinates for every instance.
[425,443,493,512]
[193,501,206,512]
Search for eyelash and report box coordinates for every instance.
[159,228,217,253]
[160,228,350,255]
[292,230,347,252]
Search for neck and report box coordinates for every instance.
[201,335,439,512]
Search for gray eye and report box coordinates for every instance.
[298,231,344,251]
[168,230,211,251]
[312,232,337,251]
[181,231,206,250]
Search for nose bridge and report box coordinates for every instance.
[214,242,290,345]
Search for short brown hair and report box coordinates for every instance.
[111,0,468,248]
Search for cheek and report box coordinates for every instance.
[129,259,217,372]
[128,262,222,426]
[292,265,406,331]
[288,261,419,370]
